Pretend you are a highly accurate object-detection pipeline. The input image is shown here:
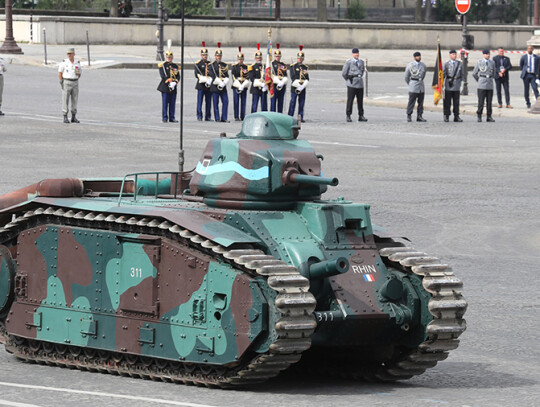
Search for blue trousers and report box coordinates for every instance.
[233,90,247,119]
[197,88,212,120]
[162,92,176,121]
[270,86,286,113]
[212,91,229,121]
[251,93,268,113]
[288,91,306,119]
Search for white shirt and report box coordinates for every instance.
[58,58,81,79]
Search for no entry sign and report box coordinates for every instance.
[456,0,471,14]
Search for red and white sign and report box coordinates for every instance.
[456,0,471,14]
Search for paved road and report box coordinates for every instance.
[0,67,539,407]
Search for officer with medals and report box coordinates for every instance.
[194,42,212,121]
[442,50,463,122]
[231,46,250,121]
[248,44,268,112]
[157,50,180,123]
[58,48,82,124]
[271,44,288,113]
[473,49,496,122]
[404,51,426,122]
[288,45,309,122]
[209,43,230,122]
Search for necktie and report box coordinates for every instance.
[356,60,360,68]
[530,55,533,72]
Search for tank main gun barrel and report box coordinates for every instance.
[309,257,349,280]
[286,172,339,187]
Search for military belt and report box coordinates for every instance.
[410,78,420,81]
[64,78,78,81]
[478,74,490,78]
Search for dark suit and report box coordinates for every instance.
[519,53,540,107]
[492,54,512,106]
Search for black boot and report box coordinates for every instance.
[417,115,426,122]
[444,115,449,122]
[71,114,80,123]
[486,116,495,122]
[454,115,463,122]
[358,116,367,122]
[346,115,352,122]
[407,114,412,122]
[477,114,482,122]
[63,115,70,124]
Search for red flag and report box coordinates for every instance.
[432,40,444,105]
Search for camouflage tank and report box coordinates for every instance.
[0,112,466,387]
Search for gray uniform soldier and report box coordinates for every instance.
[58,48,82,123]
[342,47,367,122]
[472,49,496,122]
[404,51,427,122]
[0,57,6,116]
[442,50,463,122]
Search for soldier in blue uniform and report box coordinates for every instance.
[248,44,268,112]
[288,45,309,122]
[194,42,212,121]
[231,47,250,121]
[271,44,288,113]
[209,43,230,122]
[157,50,180,123]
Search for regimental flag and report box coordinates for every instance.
[265,33,274,99]
[432,40,444,105]
[363,274,375,282]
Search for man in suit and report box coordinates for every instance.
[493,47,513,109]
[472,49,496,122]
[342,47,367,122]
[442,49,463,122]
[519,45,540,108]
[404,51,427,122]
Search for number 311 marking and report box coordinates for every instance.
[130,267,143,278]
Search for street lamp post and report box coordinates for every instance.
[156,0,164,61]
[0,0,24,54]
[461,14,473,96]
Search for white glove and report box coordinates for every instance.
[262,84,268,92]
[168,81,177,90]
[298,84,305,92]
[222,77,230,87]
[206,77,212,86]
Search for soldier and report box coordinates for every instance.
[404,51,426,122]
[342,47,367,122]
[157,50,180,123]
[209,43,230,122]
[0,57,6,116]
[248,44,268,112]
[231,46,250,121]
[442,50,463,122]
[271,44,288,113]
[288,45,310,122]
[473,49,496,122]
[194,42,212,121]
[58,48,82,124]
[493,47,512,109]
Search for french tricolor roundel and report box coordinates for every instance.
[363,274,375,282]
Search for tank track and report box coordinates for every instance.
[0,206,317,387]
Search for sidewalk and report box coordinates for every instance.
[2,43,538,119]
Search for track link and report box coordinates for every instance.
[0,207,317,387]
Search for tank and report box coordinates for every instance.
[0,112,466,387]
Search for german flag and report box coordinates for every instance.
[432,40,444,105]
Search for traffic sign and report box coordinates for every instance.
[456,0,471,14]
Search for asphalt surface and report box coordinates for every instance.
[0,66,539,407]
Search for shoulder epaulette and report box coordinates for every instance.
[196,59,201,64]
[158,63,163,68]
[304,64,309,68]
[248,65,253,71]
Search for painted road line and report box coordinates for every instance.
[310,140,380,149]
[0,401,42,407]
[0,382,218,407]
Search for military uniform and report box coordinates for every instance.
[248,60,267,112]
[209,49,230,122]
[404,52,427,122]
[194,44,212,121]
[442,51,463,122]
[473,52,496,122]
[231,53,249,120]
[342,48,367,122]
[288,52,309,121]
[157,53,180,123]
[271,49,288,113]
[58,48,82,123]
[0,57,6,116]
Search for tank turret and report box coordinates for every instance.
[189,112,338,209]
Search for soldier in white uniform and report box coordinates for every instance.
[58,48,82,123]
[0,57,6,116]
[472,49,496,122]
[404,51,427,122]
